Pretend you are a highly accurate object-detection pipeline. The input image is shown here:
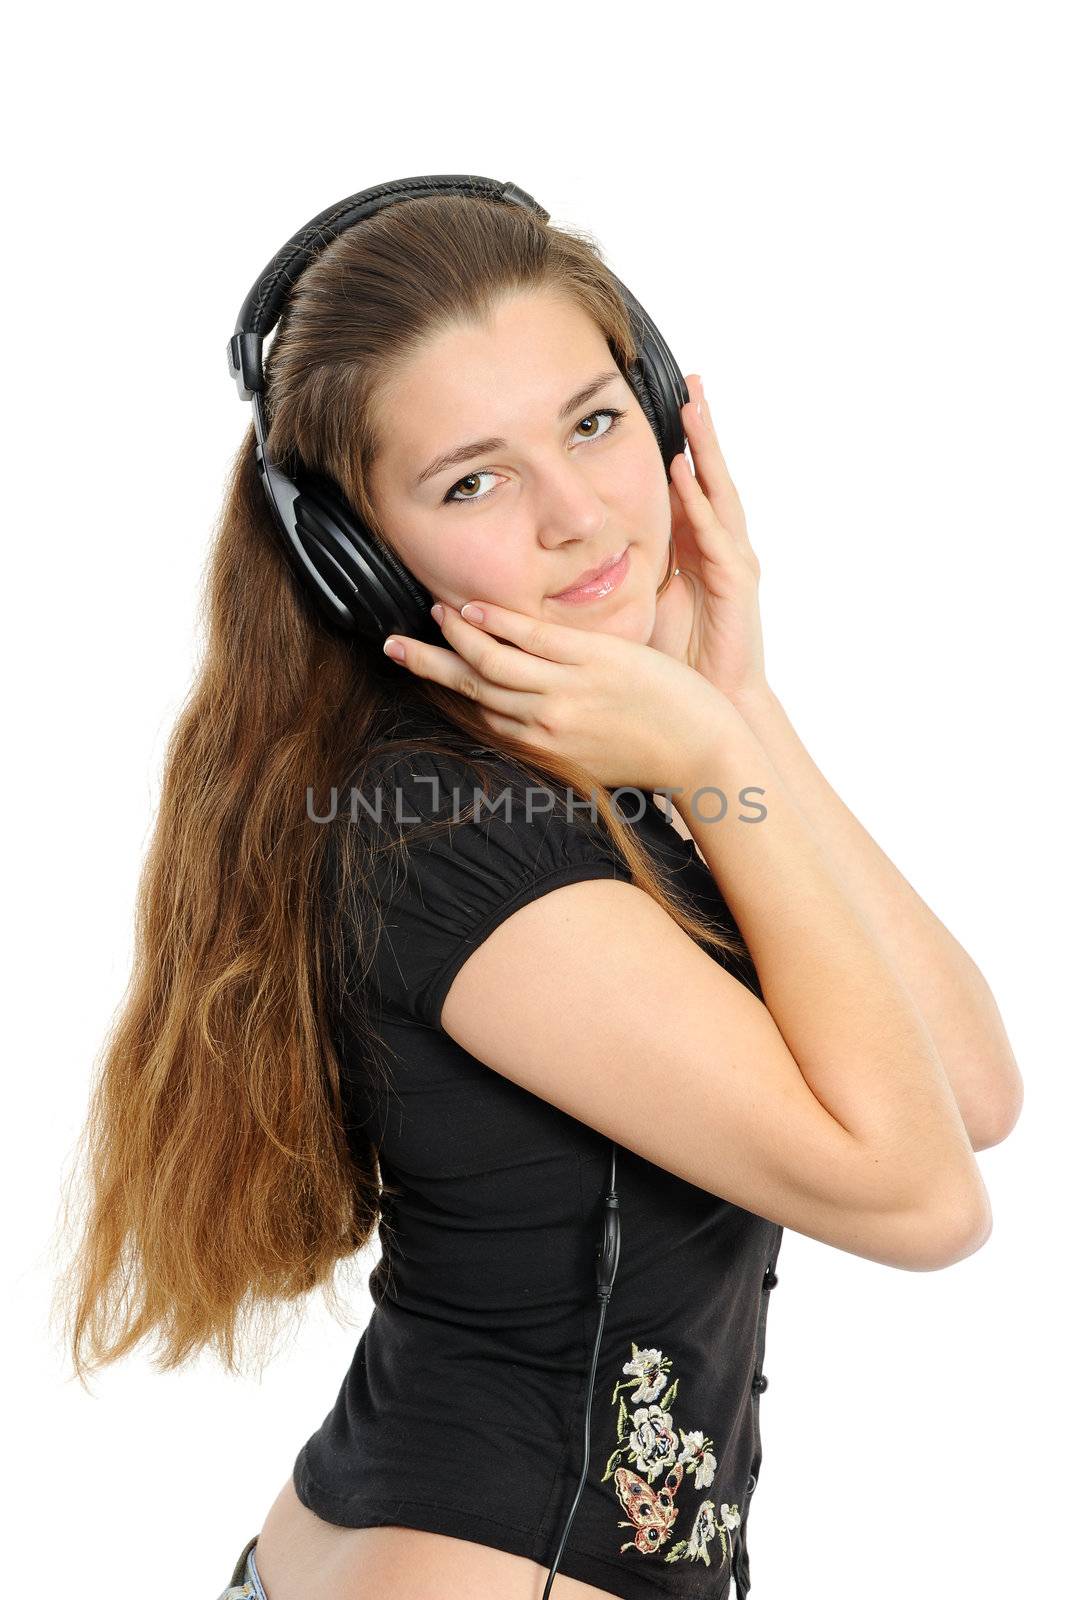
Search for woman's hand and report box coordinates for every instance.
[381,601,733,794]
[657,375,768,706]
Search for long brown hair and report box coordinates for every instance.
[52,193,748,1388]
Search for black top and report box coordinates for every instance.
[293,706,784,1600]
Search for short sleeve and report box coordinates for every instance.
[357,744,634,1031]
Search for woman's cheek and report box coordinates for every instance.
[443,544,518,608]
[619,446,671,531]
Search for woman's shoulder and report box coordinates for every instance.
[355,700,610,850]
[346,702,635,1030]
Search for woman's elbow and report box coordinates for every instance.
[904,1186,994,1273]
[972,1073,1025,1151]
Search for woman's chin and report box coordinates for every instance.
[588,592,658,644]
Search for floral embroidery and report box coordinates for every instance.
[601,1341,742,1572]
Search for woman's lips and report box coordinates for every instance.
[549,545,631,604]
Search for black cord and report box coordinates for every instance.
[540,1146,620,1600]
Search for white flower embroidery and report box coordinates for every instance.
[683,1500,719,1566]
[620,1345,670,1403]
[666,1496,742,1568]
[627,1404,678,1481]
[667,1495,743,1568]
[676,1427,718,1490]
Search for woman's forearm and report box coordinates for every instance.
[675,710,992,1237]
[725,681,1023,1150]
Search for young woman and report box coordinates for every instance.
[55,188,1022,1600]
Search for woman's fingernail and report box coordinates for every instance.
[383,637,406,662]
[460,603,484,623]
[430,603,444,623]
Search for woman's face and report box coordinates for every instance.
[367,289,675,646]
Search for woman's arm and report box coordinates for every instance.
[665,377,1023,1153]
[674,708,993,1254]
[726,679,1024,1151]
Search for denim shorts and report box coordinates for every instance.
[215,1534,269,1600]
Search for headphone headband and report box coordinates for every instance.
[228,175,547,401]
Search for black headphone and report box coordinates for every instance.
[226,173,690,648]
[226,176,685,1598]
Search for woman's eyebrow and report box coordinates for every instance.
[413,369,622,488]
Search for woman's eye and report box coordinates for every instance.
[443,468,504,508]
[441,407,626,506]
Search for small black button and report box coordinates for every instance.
[763,1266,778,1290]
[746,1472,758,1494]
[753,1373,769,1393]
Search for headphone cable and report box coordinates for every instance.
[541,1150,620,1599]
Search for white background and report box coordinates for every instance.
[6,3,1061,1595]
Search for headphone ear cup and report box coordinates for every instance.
[607,273,689,471]
[625,362,663,454]
[294,469,435,641]
[630,350,686,469]
[260,450,436,643]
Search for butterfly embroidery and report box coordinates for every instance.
[614,1461,684,1553]
[601,1341,742,1571]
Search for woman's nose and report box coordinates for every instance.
[532,468,608,546]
